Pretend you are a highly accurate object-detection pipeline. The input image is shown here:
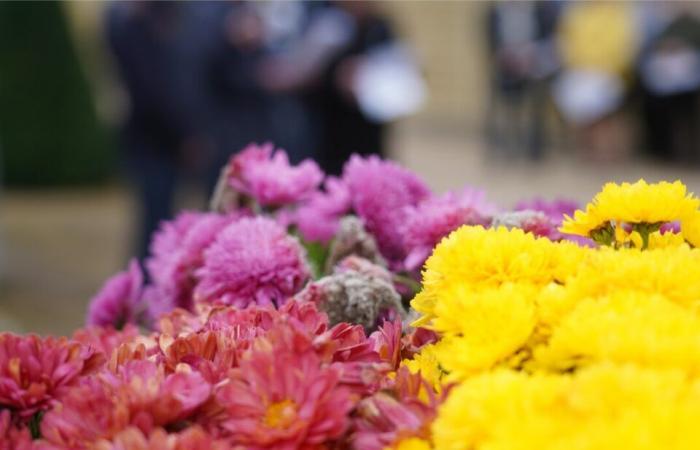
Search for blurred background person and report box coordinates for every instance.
[637,4,700,164]
[552,1,639,162]
[484,0,562,160]
[260,1,424,175]
[107,1,208,261]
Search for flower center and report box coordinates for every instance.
[263,399,297,429]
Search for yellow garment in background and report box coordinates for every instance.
[558,2,638,76]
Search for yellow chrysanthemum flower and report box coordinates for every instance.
[432,284,537,379]
[411,226,561,326]
[594,179,698,223]
[682,211,700,248]
[433,365,700,450]
[565,246,700,309]
[560,204,605,237]
[388,437,432,450]
[561,180,699,239]
[534,292,700,373]
[402,344,444,394]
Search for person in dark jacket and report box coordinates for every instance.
[107,1,201,260]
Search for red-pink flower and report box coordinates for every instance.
[93,426,229,450]
[86,259,146,328]
[227,143,324,207]
[214,337,353,449]
[40,377,130,447]
[41,361,211,447]
[72,325,141,359]
[0,410,33,450]
[370,320,403,370]
[352,368,441,450]
[195,217,310,308]
[0,334,102,419]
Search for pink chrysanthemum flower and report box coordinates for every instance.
[195,217,310,308]
[93,426,229,450]
[227,143,324,208]
[86,259,146,329]
[0,410,33,450]
[342,155,431,267]
[401,189,495,271]
[0,334,103,419]
[370,320,403,370]
[41,361,211,447]
[72,324,140,359]
[294,177,352,243]
[214,336,353,449]
[146,211,239,312]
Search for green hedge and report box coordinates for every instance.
[0,2,113,186]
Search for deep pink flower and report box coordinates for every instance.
[87,260,146,328]
[214,337,353,449]
[195,217,310,308]
[146,211,239,312]
[401,189,495,270]
[0,334,103,419]
[294,177,352,243]
[342,155,431,268]
[227,143,324,207]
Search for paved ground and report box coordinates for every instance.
[4,124,700,335]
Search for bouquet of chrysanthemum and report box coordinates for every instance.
[0,144,584,449]
[405,179,700,450]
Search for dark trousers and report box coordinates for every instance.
[124,141,178,262]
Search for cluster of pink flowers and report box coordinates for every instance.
[1,301,440,449]
[1,143,582,448]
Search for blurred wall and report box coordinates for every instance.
[384,1,487,127]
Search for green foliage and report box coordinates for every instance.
[0,2,113,186]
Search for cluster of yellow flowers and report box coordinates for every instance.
[404,180,700,450]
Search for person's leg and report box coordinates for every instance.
[129,150,178,261]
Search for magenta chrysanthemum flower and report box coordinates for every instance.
[227,143,324,207]
[214,338,353,449]
[514,198,579,224]
[513,199,596,245]
[86,259,145,328]
[0,334,103,419]
[146,211,239,312]
[401,189,495,270]
[342,155,431,267]
[294,177,352,243]
[194,217,310,308]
